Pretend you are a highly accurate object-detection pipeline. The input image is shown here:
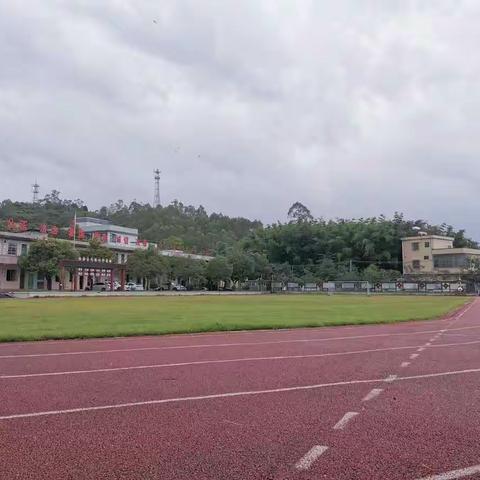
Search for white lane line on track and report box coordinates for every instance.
[0,345,420,379]
[410,354,419,360]
[362,388,383,402]
[3,367,480,420]
[294,445,329,471]
[333,412,359,430]
[400,362,410,368]
[2,339,479,378]
[5,327,479,359]
[384,374,398,383]
[0,378,383,420]
[425,343,432,346]
[414,464,480,480]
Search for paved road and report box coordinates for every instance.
[1,300,480,479]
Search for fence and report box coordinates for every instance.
[243,280,471,294]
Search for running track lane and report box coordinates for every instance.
[0,299,479,479]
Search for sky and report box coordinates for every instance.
[1,1,480,236]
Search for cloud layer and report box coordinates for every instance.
[1,1,480,235]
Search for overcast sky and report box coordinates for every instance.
[1,1,480,236]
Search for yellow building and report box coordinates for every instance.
[402,235,480,276]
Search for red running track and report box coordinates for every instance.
[1,299,480,479]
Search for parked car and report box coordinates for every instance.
[90,282,107,292]
[154,282,186,291]
[126,282,144,291]
[105,281,121,291]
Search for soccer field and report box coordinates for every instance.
[0,294,468,342]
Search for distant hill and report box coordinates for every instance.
[0,192,262,255]
[1,194,476,274]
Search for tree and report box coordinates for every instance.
[80,238,114,260]
[127,249,166,289]
[206,256,232,290]
[361,264,384,284]
[168,257,207,289]
[287,202,314,223]
[228,250,255,284]
[19,239,78,290]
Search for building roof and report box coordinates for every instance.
[80,225,138,235]
[0,230,47,241]
[432,248,480,256]
[401,235,454,241]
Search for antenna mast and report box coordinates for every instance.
[153,169,161,207]
[32,180,40,203]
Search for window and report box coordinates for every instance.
[412,242,419,251]
[424,256,429,260]
[412,260,421,269]
[424,242,430,248]
[21,244,28,255]
[434,254,468,269]
[7,243,17,255]
[6,269,17,281]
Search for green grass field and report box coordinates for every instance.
[0,294,469,342]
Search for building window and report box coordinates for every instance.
[434,254,468,269]
[424,256,429,260]
[424,242,430,248]
[6,269,17,281]
[412,260,421,269]
[412,242,419,251]
[21,244,28,255]
[7,243,17,255]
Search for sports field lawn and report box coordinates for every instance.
[0,294,469,342]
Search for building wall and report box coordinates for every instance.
[402,236,454,274]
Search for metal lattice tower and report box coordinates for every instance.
[32,180,40,203]
[153,169,161,207]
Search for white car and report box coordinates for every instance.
[126,282,144,291]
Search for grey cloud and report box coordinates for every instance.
[1,0,480,236]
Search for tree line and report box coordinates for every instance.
[3,193,477,286]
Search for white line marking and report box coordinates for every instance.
[362,388,383,402]
[399,368,480,382]
[0,345,420,379]
[0,379,382,420]
[431,340,480,348]
[410,354,419,360]
[3,367,480,421]
[400,362,411,368]
[384,374,398,383]
[2,328,471,359]
[294,445,329,471]
[414,464,480,479]
[333,411,359,430]
[417,347,426,352]
[425,343,432,346]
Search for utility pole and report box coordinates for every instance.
[153,169,161,207]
